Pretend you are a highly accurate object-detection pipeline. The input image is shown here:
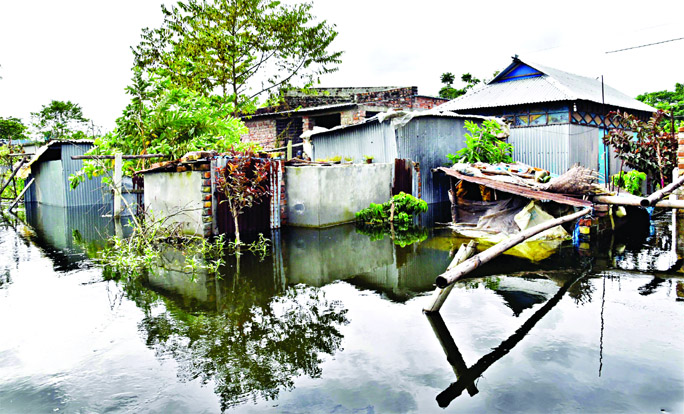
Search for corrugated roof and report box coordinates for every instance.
[17,140,94,179]
[304,109,498,139]
[438,58,655,113]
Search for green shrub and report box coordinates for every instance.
[611,170,646,196]
[447,119,512,164]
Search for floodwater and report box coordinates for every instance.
[0,204,683,413]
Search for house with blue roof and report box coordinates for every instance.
[438,56,655,180]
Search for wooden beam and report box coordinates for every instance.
[435,208,592,288]
[435,167,592,208]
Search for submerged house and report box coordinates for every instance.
[438,57,655,180]
[302,110,498,205]
[19,140,109,208]
[241,86,448,149]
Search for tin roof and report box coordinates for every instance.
[17,139,94,179]
[438,58,655,114]
[303,109,499,140]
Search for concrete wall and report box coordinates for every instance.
[285,163,393,227]
[144,171,204,236]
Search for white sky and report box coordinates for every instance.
[1,0,683,133]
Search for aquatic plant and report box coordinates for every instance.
[355,192,427,229]
[355,192,428,247]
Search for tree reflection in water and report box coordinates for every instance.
[116,262,349,411]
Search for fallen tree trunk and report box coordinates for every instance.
[642,174,684,206]
[435,207,592,288]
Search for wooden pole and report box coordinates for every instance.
[424,240,476,313]
[0,157,27,197]
[642,173,684,206]
[8,178,34,212]
[113,153,123,218]
[435,208,592,288]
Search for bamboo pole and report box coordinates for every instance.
[70,154,167,160]
[8,178,34,212]
[593,195,684,209]
[642,173,684,206]
[435,208,592,288]
[424,240,476,313]
[0,157,27,198]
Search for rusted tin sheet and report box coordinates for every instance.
[435,167,592,208]
[392,158,412,196]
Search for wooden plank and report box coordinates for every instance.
[435,167,592,208]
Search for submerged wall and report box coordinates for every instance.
[144,171,205,236]
[285,163,393,227]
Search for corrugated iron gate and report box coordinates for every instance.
[211,157,282,238]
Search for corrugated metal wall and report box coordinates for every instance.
[61,143,109,206]
[24,142,108,207]
[27,161,66,206]
[396,116,468,204]
[311,122,397,163]
[509,125,570,175]
[510,124,604,176]
[568,124,600,173]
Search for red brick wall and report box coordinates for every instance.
[413,96,449,109]
[242,118,277,148]
[677,127,684,173]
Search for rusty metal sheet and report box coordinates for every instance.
[392,158,412,196]
[435,167,592,208]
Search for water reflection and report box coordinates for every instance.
[115,249,349,411]
[429,271,586,408]
[22,203,130,270]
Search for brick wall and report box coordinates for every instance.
[677,126,684,174]
[283,87,422,109]
[242,118,277,148]
[414,95,450,109]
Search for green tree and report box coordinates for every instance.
[0,117,28,144]
[132,0,342,116]
[637,83,684,130]
[31,100,89,141]
[70,70,248,188]
[439,72,481,100]
[603,110,676,188]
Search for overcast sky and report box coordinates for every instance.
[1,0,683,133]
